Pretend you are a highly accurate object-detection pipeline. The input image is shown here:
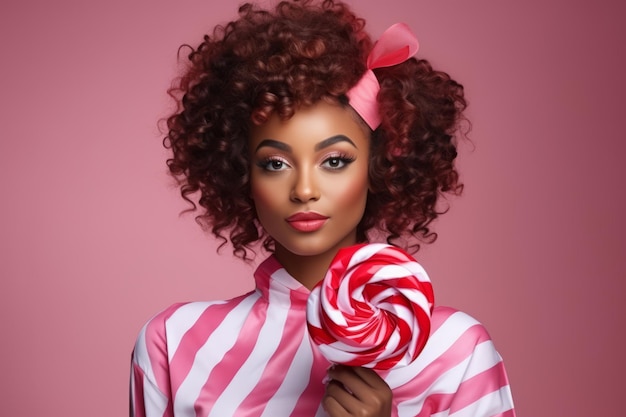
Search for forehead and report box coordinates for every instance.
[249,101,370,151]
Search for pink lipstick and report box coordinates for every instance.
[286,212,329,232]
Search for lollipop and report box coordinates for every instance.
[306,243,434,370]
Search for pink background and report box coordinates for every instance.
[1,1,624,416]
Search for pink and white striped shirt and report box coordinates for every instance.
[130,255,515,417]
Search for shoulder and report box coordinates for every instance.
[431,306,495,345]
[391,306,509,389]
[132,302,197,372]
[388,306,515,415]
[426,306,504,368]
[428,307,515,413]
[132,292,258,366]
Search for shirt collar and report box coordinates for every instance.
[254,255,311,309]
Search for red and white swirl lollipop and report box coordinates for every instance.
[306,243,434,370]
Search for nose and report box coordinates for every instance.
[290,168,320,202]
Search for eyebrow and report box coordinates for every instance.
[315,135,357,151]
[254,139,291,152]
[254,135,357,152]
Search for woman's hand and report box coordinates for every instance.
[323,365,392,417]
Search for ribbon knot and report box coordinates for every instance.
[347,23,419,129]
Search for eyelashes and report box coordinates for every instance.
[256,153,356,172]
[321,154,355,170]
[257,157,289,172]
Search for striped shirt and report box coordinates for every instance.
[130,255,515,417]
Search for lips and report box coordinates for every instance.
[286,212,329,232]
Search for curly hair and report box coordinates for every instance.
[164,0,467,259]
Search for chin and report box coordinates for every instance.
[275,237,355,259]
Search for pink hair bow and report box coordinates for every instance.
[347,23,419,130]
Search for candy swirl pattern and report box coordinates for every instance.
[306,243,434,370]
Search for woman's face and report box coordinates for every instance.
[250,101,370,264]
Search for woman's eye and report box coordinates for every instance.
[259,158,289,172]
[269,160,284,170]
[322,156,354,170]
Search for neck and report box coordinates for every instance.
[273,247,339,290]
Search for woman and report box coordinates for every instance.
[131,1,515,416]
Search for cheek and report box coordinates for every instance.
[328,168,369,208]
[251,185,268,210]
[250,178,281,218]
[250,173,270,202]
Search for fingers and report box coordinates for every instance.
[323,365,392,417]
[350,366,390,391]
[324,379,360,416]
[327,365,389,401]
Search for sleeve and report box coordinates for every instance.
[439,309,516,417]
[447,340,515,417]
[130,304,183,417]
[392,307,515,417]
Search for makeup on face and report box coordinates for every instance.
[249,101,370,280]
